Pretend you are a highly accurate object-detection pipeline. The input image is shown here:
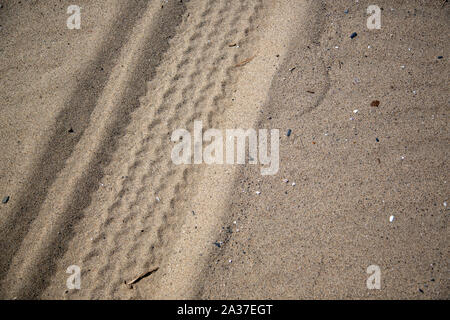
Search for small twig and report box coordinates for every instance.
[125,267,159,287]
[234,55,256,68]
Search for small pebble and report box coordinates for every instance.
[255,191,261,195]
[389,215,395,222]
[283,179,289,183]
[292,182,296,187]
[344,9,349,14]
[371,100,380,107]
[353,109,359,114]
[286,129,292,137]
[2,196,9,204]
[437,56,443,59]
[444,201,447,207]
[155,196,160,202]
[350,32,358,39]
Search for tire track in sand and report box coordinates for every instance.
[67,0,264,299]
[0,0,187,299]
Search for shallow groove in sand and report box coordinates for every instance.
[0,0,186,299]
[75,0,263,300]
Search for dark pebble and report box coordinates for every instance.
[419,288,424,293]
[286,129,292,137]
[371,100,380,107]
[376,138,379,142]
[2,196,9,204]
[350,32,358,39]
[437,56,443,59]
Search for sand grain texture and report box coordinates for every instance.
[0,0,448,299]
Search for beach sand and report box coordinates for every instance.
[0,0,448,299]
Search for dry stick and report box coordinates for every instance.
[234,55,256,68]
[126,267,159,285]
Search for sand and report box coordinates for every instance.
[0,0,448,299]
